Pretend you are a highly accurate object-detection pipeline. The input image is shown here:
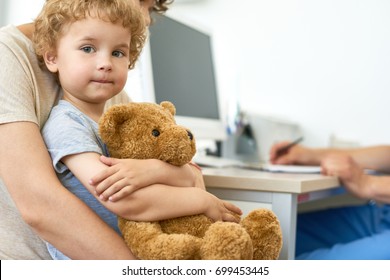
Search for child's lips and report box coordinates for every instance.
[92,79,113,84]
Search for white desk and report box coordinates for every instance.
[202,167,341,260]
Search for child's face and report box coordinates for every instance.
[45,16,131,106]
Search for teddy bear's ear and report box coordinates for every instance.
[99,104,133,148]
[160,101,176,116]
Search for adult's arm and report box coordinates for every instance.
[341,145,390,173]
[0,122,135,259]
[305,145,390,172]
[270,142,390,173]
[321,153,390,203]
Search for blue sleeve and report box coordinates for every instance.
[42,106,103,174]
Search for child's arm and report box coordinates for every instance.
[63,152,239,222]
[115,183,241,222]
[89,155,201,201]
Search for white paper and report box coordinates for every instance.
[194,155,322,173]
[258,164,321,173]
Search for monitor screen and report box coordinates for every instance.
[149,14,227,141]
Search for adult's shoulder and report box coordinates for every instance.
[0,24,39,73]
[0,25,32,53]
[0,24,58,128]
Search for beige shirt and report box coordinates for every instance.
[0,25,130,259]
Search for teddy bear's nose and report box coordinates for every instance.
[187,130,193,141]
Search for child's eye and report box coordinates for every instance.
[81,46,95,53]
[112,50,125,58]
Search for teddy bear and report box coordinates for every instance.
[99,101,283,260]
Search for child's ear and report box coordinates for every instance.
[43,51,58,73]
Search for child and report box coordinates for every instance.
[35,0,241,260]
[34,0,146,259]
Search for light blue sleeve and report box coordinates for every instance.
[42,102,105,174]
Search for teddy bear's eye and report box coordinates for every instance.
[152,129,160,137]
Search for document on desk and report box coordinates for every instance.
[193,155,321,173]
[243,163,322,174]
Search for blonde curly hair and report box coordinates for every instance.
[33,0,146,70]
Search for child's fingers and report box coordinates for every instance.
[223,201,242,216]
[97,178,137,201]
[222,212,240,223]
[89,166,118,186]
[99,155,120,166]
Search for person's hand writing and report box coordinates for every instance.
[270,141,309,165]
[321,154,373,200]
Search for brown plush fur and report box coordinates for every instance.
[99,101,283,260]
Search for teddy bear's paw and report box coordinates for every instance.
[200,222,253,260]
[240,209,283,260]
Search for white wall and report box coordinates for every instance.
[169,0,390,148]
[1,0,44,26]
[4,0,390,148]
[0,0,8,26]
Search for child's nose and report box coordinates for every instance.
[98,55,112,71]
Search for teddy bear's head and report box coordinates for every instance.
[99,101,196,166]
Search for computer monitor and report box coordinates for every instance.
[148,14,227,142]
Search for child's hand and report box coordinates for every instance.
[204,193,242,223]
[89,156,158,201]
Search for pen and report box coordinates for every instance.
[276,137,303,157]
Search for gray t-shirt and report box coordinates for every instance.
[42,100,121,259]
